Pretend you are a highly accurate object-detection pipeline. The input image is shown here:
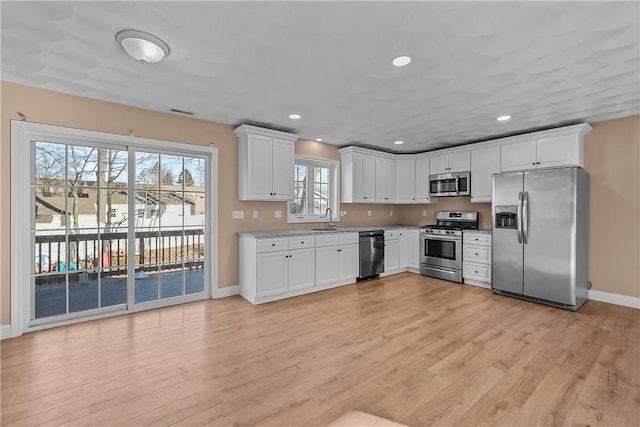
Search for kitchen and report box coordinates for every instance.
[1,2,639,426]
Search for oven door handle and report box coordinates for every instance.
[455,176,459,194]
[421,235,462,243]
[517,192,524,244]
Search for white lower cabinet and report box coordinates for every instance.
[384,231,399,273]
[315,233,359,286]
[240,235,317,303]
[462,231,492,288]
[382,228,420,276]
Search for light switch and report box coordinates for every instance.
[274,210,282,218]
[367,210,372,217]
[423,210,427,217]
[389,210,393,216]
[232,210,244,219]
[253,210,259,219]
[341,210,347,217]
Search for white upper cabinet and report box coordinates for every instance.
[500,139,537,172]
[340,147,394,203]
[235,125,297,201]
[501,131,585,172]
[415,155,435,204]
[375,156,396,203]
[470,145,501,203]
[395,157,416,203]
[430,151,471,174]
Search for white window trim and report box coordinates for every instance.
[287,155,340,224]
[10,120,218,338]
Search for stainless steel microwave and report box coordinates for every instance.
[429,171,471,197]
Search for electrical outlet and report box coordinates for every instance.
[389,210,393,216]
[341,210,347,217]
[274,210,282,218]
[232,210,244,219]
[253,210,258,219]
[423,210,427,216]
[367,210,372,217]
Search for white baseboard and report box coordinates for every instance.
[588,290,640,309]
[464,279,491,289]
[1,324,12,340]
[212,285,240,299]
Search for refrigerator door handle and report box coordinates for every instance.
[455,176,459,193]
[523,191,530,244]
[517,192,524,243]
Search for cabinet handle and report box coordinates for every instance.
[475,270,478,274]
[301,241,305,244]
[537,162,540,165]
[531,162,535,166]
[475,253,479,256]
[272,243,276,246]
[475,238,479,241]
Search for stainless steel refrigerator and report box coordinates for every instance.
[491,167,589,311]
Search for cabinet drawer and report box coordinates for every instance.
[315,234,342,248]
[340,233,359,246]
[288,236,315,250]
[463,244,492,264]
[463,232,492,246]
[257,238,288,253]
[385,231,398,240]
[463,261,492,282]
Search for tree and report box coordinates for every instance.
[162,170,174,185]
[177,169,194,187]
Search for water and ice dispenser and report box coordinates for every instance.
[495,206,518,229]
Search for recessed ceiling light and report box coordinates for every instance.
[289,113,301,120]
[497,115,511,121]
[394,140,404,145]
[315,138,323,142]
[392,56,411,67]
[116,29,170,64]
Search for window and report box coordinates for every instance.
[288,156,339,223]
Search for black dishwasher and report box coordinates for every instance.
[358,230,385,279]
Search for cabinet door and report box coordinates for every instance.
[247,135,273,200]
[271,137,295,200]
[256,251,288,297]
[396,158,416,203]
[471,146,501,202]
[537,135,581,169]
[363,155,376,201]
[340,244,360,280]
[375,157,395,202]
[448,151,471,172]
[384,238,399,272]
[398,230,410,268]
[407,230,420,269]
[501,140,537,172]
[315,245,340,285]
[288,248,315,290]
[429,153,450,174]
[415,156,432,203]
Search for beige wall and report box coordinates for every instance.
[583,115,639,299]
[1,82,638,325]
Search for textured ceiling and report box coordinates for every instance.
[2,1,639,152]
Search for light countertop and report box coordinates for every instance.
[238,224,419,238]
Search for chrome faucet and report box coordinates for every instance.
[325,207,336,229]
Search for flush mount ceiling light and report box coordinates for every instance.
[116,29,170,64]
[394,140,404,145]
[392,56,411,67]
[289,113,301,120]
[497,115,512,121]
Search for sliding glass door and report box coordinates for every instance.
[32,139,210,324]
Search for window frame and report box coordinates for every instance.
[10,120,218,337]
[287,155,340,224]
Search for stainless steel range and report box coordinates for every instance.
[420,211,479,283]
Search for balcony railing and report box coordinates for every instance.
[34,229,205,284]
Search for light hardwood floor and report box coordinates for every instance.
[2,273,639,426]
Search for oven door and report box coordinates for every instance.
[420,234,462,269]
